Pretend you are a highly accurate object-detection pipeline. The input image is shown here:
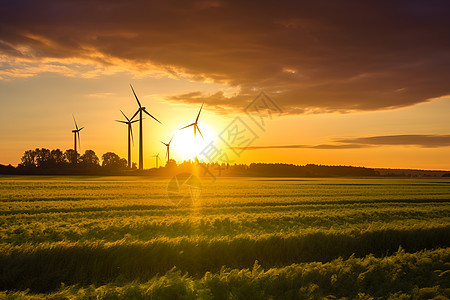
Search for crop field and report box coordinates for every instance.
[0,176,449,299]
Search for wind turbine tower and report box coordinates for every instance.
[130,84,162,170]
[115,110,139,168]
[161,135,174,165]
[153,153,161,168]
[72,115,84,155]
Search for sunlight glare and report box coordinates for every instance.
[171,123,217,162]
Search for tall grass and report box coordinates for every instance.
[1,225,449,292]
[2,248,449,299]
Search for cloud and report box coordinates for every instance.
[1,0,450,113]
[232,134,450,150]
[233,144,370,150]
[335,134,450,148]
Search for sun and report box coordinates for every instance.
[171,122,217,162]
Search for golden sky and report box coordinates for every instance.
[1,1,449,169]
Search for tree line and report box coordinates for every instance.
[4,148,131,175]
[5,149,437,177]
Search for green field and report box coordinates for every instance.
[1,176,449,299]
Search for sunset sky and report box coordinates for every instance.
[1,0,449,170]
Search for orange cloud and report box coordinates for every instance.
[232,134,450,150]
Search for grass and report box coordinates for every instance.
[0,176,449,298]
[2,248,449,299]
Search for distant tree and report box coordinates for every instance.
[65,149,80,164]
[80,150,100,167]
[0,164,15,174]
[35,148,52,168]
[165,159,177,168]
[20,149,37,167]
[50,149,66,166]
[101,152,127,170]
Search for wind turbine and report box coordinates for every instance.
[72,115,84,155]
[180,103,204,139]
[161,135,174,165]
[130,84,162,170]
[115,110,139,168]
[153,153,161,168]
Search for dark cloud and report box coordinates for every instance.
[232,134,450,150]
[1,0,449,113]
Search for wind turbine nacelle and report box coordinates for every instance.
[72,130,77,133]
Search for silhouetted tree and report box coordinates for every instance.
[0,164,15,174]
[20,150,37,167]
[65,149,80,164]
[50,149,66,166]
[165,159,177,168]
[35,148,52,168]
[80,150,100,167]
[101,152,127,170]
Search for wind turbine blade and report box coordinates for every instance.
[131,119,140,123]
[169,135,174,145]
[120,110,130,122]
[79,127,84,131]
[180,123,195,130]
[161,141,166,145]
[143,109,161,124]
[130,125,134,145]
[130,84,142,108]
[195,103,204,122]
[196,125,204,140]
[131,109,140,121]
[115,120,128,123]
[73,115,79,130]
